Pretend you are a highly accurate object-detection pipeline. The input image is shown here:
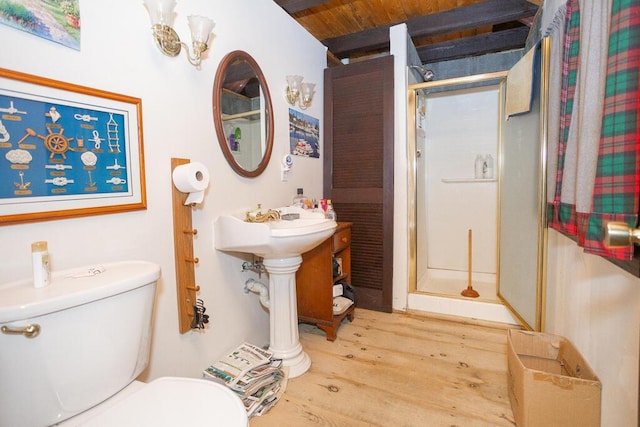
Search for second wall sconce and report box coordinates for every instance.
[143,0,214,68]
[285,75,315,109]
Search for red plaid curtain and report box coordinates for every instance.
[549,0,640,260]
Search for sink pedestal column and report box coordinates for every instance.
[262,256,310,378]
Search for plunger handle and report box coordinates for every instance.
[462,228,480,298]
[468,229,472,288]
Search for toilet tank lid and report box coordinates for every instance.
[0,260,160,323]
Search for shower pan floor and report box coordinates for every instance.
[417,269,499,303]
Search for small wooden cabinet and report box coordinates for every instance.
[296,222,355,341]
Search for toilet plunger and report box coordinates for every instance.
[461,229,479,298]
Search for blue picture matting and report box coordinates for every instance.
[0,68,145,225]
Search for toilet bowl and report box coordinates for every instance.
[60,377,247,426]
[0,261,248,427]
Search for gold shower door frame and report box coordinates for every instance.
[407,37,550,332]
[407,72,506,302]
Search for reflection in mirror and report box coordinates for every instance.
[213,50,273,177]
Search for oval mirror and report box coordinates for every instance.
[212,50,274,178]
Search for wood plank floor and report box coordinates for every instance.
[251,309,516,426]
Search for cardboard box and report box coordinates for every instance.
[507,329,602,427]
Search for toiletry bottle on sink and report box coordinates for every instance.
[293,188,306,208]
[325,199,337,221]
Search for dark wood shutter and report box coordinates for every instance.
[323,56,394,313]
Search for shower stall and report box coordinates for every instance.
[406,38,549,329]
[415,83,501,301]
[410,73,506,303]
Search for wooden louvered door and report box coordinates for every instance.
[323,56,394,313]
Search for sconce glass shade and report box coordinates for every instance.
[300,82,315,108]
[143,0,176,26]
[188,15,215,44]
[286,75,303,105]
[143,1,214,68]
[286,75,303,91]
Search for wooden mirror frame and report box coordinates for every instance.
[212,50,274,178]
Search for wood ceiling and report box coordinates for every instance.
[275,0,541,66]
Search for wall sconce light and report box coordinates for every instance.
[143,0,214,68]
[285,75,315,109]
[603,221,640,248]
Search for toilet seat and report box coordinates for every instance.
[65,377,248,426]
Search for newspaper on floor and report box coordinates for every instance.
[202,342,288,418]
[203,342,272,386]
[244,368,289,418]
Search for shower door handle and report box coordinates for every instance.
[1,324,40,338]
[416,149,422,158]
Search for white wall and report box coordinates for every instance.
[0,0,326,380]
[546,231,640,426]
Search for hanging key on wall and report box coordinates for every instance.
[191,298,209,330]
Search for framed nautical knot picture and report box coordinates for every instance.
[0,68,146,225]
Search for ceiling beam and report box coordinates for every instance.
[274,0,332,14]
[323,0,538,59]
[417,26,530,63]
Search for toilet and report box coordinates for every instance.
[0,260,248,427]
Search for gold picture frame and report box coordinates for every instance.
[0,68,146,225]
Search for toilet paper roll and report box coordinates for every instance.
[172,162,210,205]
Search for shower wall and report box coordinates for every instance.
[416,85,500,292]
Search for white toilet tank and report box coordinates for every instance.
[0,260,161,427]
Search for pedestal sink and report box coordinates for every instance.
[214,207,337,378]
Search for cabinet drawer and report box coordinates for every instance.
[332,227,351,253]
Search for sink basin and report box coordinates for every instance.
[214,206,337,259]
[214,206,337,378]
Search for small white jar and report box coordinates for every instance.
[31,241,50,288]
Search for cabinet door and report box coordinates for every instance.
[296,237,333,320]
